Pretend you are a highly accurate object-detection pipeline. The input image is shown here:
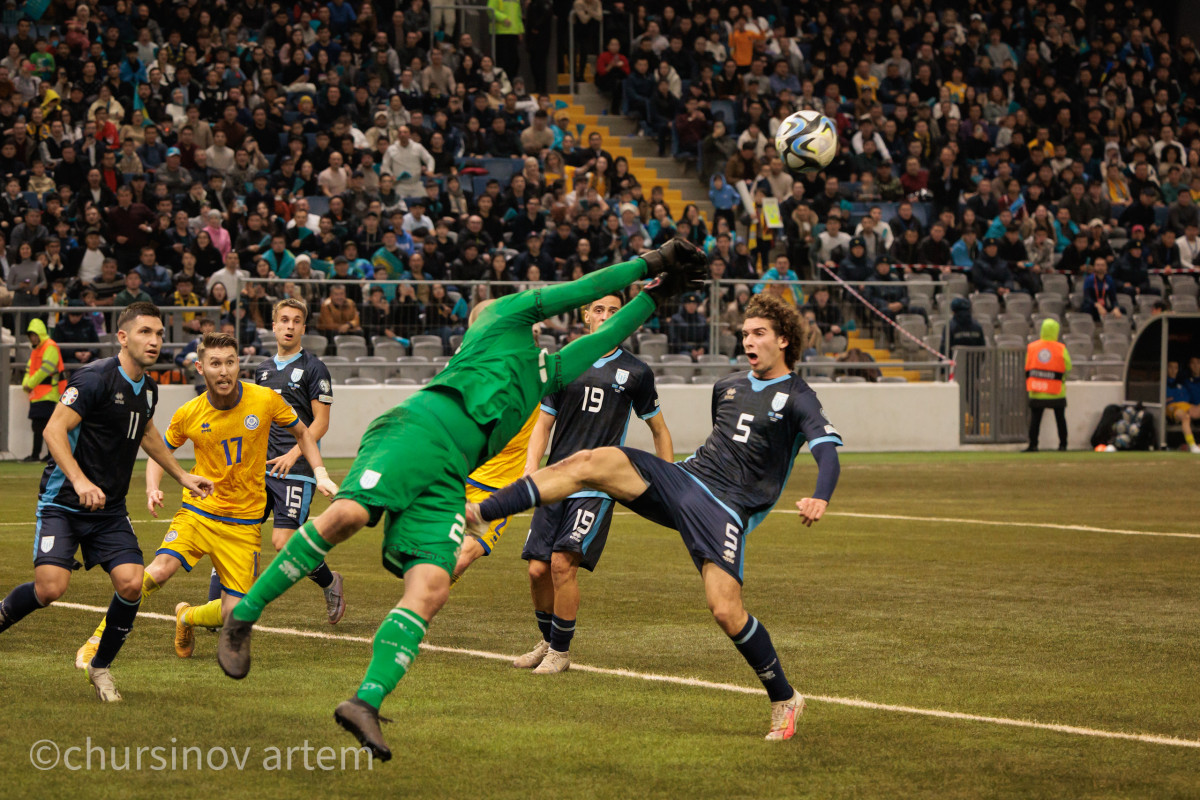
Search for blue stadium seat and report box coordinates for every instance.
[471,175,491,195]
[21,191,39,209]
[710,100,736,126]
[305,195,330,216]
[1154,206,1169,229]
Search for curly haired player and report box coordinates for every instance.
[468,293,842,740]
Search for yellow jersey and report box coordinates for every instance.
[165,382,299,523]
[467,409,539,492]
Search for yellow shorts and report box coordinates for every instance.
[465,483,510,555]
[1167,401,1193,422]
[156,508,263,597]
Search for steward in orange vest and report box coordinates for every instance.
[21,318,66,462]
[1023,317,1072,452]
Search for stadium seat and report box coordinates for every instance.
[1102,314,1130,332]
[1170,294,1199,312]
[878,376,908,383]
[449,335,464,352]
[337,341,368,361]
[806,375,833,383]
[718,333,737,356]
[1132,312,1154,331]
[690,375,716,384]
[637,332,668,352]
[658,354,696,380]
[259,339,278,357]
[1004,294,1034,317]
[1169,275,1199,298]
[1115,293,1134,316]
[1041,274,1071,297]
[968,292,1001,319]
[1036,294,1065,317]
[803,355,837,378]
[354,356,392,381]
[374,342,407,361]
[1000,318,1030,337]
[1062,334,1093,358]
[935,293,963,318]
[824,334,848,354]
[1064,313,1095,337]
[396,356,436,382]
[412,341,444,360]
[301,334,328,354]
[655,374,686,384]
[344,377,379,386]
[993,334,1025,349]
[696,353,733,380]
[639,337,669,360]
[305,196,330,217]
[835,375,868,383]
[324,356,354,384]
[1135,294,1161,313]
[1148,274,1166,294]
[1100,335,1129,357]
[371,335,394,350]
[432,356,452,373]
[385,378,418,386]
[335,334,365,349]
[940,274,969,298]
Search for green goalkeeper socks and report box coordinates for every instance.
[232,522,333,623]
[356,606,428,709]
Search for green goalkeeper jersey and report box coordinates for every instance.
[425,257,652,462]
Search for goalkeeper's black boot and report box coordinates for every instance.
[217,617,254,679]
[335,697,393,762]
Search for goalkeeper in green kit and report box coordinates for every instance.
[217,239,708,760]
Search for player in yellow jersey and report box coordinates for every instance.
[451,310,541,583]
[76,332,337,666]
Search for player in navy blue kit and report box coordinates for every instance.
[203,299,345,623]
[513,293,674,675]
[0,303,214,702]
[468,293,841,739]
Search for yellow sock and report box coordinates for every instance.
[185,598,224,628]
[1186,431,1196,447]
[91,572,161,639]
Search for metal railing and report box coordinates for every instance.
[567,8,604,93]
[955,346,1030,443]
[431,3,497,63]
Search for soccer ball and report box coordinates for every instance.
[774,110,838,173]
[182,351,199,377]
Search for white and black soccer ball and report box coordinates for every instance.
[774,110,838,173]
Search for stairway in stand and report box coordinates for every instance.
[551,79,716,223]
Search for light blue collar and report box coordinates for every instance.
[274,350,303,369]
[747,372,792,392]
[117,364,145,393]
[593,348,622,369]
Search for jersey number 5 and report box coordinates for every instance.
[581,386,603,413]
[731,413,753,443]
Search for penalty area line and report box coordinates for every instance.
[50,601,1200,750]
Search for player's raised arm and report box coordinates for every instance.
[140,419,213,515]
[44,403,105,511]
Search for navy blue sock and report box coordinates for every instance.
[308,561,334,588]
[0,582,45,633]
[535,610,553,641]
[730,616,793,702]
[549,614,575,652]
[91,593,140,669]
[479,477,541,522]
[207,568,222,602]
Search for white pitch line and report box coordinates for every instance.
[50,601,1200,750]
[610,510,1199,540]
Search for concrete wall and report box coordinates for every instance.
[5,380,1126,459]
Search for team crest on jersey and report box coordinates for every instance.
[291,367,305,382]
[146,390,154,411]
[164,530,178,542]
[319,379,331,394]
[40,535,55,553]
[615,368,629,385]
[244,414,260,430]
[768,391,788,422]
[359,469,381,489]
[61,387,78,406]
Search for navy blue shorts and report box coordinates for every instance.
[266,476,314,530]
[33,506,143,573]
[522,495,614,572]
[617,447,747,583]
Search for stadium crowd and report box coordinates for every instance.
[0,0,1196,368]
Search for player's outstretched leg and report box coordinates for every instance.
[466,447,647,533]
[219,500,367,679]
[78,565,166,668]
[702,563,804,740]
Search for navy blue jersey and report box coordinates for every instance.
[541,348,659,468]
[679,372,841,531]
[254,350,333,481]
[38,357,158,515]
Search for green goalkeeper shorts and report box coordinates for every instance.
[338,388,488,578]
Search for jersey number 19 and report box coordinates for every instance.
[581,387,604,413]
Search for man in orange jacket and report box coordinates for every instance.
[21,318,65,462]
[1023,317,1072,452]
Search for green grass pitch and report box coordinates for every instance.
[1,452,1198,799]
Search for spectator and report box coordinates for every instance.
[971,238,1016,297]
[53,301,101,365]
[317,283,363,337]
[668,291,708,358]
[114,270,153,306]
[1081,257,1123,321]
[941,297,986,356]
[864,259,914,322]
[20,318,64,462]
